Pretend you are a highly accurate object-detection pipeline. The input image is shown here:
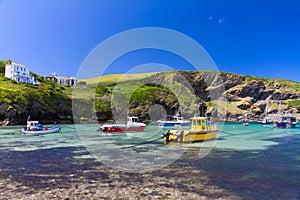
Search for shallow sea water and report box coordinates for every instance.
[0,123,300,199]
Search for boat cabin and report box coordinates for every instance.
[279,116,297,124]
[26,120,43,130]
[127,116,139,124]
[174,116,184,122]
[190,117,209,131]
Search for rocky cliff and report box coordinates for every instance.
[98,71,300,122]
[1,70,300,125]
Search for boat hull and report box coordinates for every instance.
[21,126,61,135]
[100,125,146,133]
[257,122,272,125]
[274,123,297,128]
[165,129,218,143]
[158,121,190,128]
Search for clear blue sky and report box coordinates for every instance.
[1,0,300,82]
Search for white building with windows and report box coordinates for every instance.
[5,60,39,84]
[46,73,78,86]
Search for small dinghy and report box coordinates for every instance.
[21,120,61,136]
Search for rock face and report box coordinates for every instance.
[0,98,73,125]
[124,71,300,121]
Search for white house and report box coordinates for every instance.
[5,60,39,84]
[46,73,78,86]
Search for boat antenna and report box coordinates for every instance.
[27,115,31,122]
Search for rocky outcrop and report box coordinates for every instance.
[126,71,300,122]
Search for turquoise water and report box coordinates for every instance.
[1,123,300,199]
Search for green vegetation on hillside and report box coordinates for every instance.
[1,65,300,125]
[0,60,7,74]
[287,99,300,108]
[0,72,73,124]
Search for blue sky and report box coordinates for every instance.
[1,0,300,82]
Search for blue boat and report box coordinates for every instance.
[274,116,298,128]
[157,115,190,128]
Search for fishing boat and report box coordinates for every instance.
[162,117,218,143]
[274,116,298,128]
[21,120,61,135]
[257,117,272,125]
[157,113,190,128]
[99,116,146,133]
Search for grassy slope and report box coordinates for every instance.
[80,73,157,86]
[0,73,73,122]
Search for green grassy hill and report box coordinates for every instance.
[0,66,73,125]
[80,73,157,86]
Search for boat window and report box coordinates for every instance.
[193,120,196,125]
[197,120,201,125]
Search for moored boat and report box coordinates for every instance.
[21,120,61,135]
[274,116,298,128]
[162,117,218,143]
[257,117,272,125]
[242,123,249,126]
[157,113,190,128]
[99,116,146,133]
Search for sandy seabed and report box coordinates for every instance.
[0,148,240,200]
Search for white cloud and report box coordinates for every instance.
[218,17,225,24]
[209,16,225,24]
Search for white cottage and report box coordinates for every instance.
[5,60,39,84]
[46,73,78,86]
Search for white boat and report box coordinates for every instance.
[21,120,61,135]
[257,117,272,124]
[157,113,190,128]
[98,116,146,133]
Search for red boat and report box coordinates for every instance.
[99,117,146,133]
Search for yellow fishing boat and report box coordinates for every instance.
[162,117,218,143]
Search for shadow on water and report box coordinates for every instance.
[174,135,300,200]
[0,147,109,189]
